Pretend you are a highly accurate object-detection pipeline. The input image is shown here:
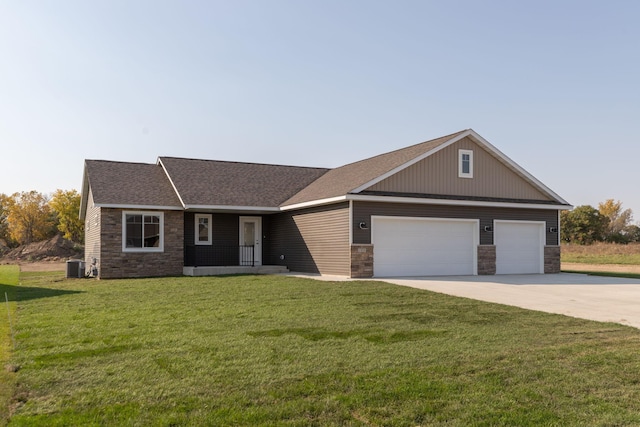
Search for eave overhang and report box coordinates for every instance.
[280,194,572,212]
[183,205,281,214]
[93,204,185,211]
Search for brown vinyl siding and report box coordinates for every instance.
[84,189,101,276]
[352,201,559,246]
[268,203,350,275]
[367,136,552,201]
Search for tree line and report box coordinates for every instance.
[0,190,83,247]
[561,199,640,245]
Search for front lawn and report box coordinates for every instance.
[0,266,19,425]
[4,271,640,425]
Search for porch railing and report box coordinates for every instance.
[184,245,255,267]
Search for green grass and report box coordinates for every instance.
[5,272,640,425]
[562,270,640,280]
[0,265,20,426]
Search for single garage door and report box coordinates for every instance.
[372,216,478,277]
[495,221,544,274]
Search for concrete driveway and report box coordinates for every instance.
[381,273,640,329]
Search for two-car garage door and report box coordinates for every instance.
[372,217,478,277]
[372,216,545,277]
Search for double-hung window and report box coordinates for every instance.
[195,214,212,245]
[122,212,164,252]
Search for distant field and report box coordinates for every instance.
[562,243,640,265]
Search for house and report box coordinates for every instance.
[79,129,571,279]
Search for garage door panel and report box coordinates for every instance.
[495,221,543,274]
[372,217,477,277]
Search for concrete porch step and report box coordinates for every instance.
[183,265,289,277]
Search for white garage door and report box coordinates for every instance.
[495,221,544,274]
[372,217,478,277]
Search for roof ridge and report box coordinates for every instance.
[85,159,157,166]
[158,156,330,171]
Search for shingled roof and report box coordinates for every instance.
[281,130,468,207]
[83,160,183,209]
[158,157,329,208]
[81,129,569,217]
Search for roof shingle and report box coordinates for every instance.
[158,157,329,207]
[85,160,183,208]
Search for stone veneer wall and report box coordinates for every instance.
[351,244,373,278]
[99,209,184,279]
[544,246,561,274]
[477,245,496,275]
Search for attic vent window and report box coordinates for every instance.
[458,149,473,178]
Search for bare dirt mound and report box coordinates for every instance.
[0,235,83,263]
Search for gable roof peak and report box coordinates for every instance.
[282,129,470,207]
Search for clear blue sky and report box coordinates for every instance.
[1,1,639,217]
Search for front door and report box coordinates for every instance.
[239,216,262,266]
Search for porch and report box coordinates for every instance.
[183,265,289,276]
[183,244,288,276]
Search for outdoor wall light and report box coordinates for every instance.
[549,226,558,233]
[359,221,368,230]
[483,226,493,232]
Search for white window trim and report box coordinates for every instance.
[458,149,474,178]
[122,211,164,253]
[194,213,213,246]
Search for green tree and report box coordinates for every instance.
[598,199,634,243]
[6,191,56,245]
[626,225,640,243]
[0,193,12,246]
[561,205,609,244]
[49,189,84,242]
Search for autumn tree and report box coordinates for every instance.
[6,191,56,245]
[50,189,84,242]
[598,199,634,243]
[561,205,609,244]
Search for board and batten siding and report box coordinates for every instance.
[84,188,101,276]
[367,136,552,202]
[268,202,350,275]
[352,201,559,246]
[184,212,247,266]
[184,213,273,266]
[184,212,239,247]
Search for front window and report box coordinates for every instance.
[195,214,212,245]
[122,212,164,252]
[458,149,473,178]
